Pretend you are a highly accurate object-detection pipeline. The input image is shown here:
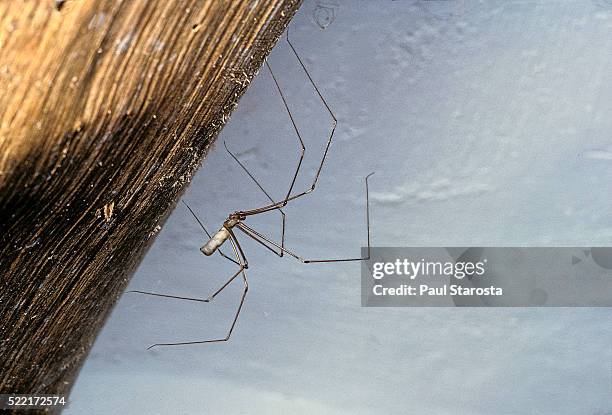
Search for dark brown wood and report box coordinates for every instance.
[0,0,301,402]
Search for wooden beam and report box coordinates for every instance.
[0,0,301,400]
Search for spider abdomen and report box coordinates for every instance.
[201,227,231,256]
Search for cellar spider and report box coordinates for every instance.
[129,29,374,349]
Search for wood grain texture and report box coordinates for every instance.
[0,0,301,400]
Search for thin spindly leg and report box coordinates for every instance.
[223,141,286,257]
[147,231,249,349]
[127,265,244,304]
[237,173,374,263]
[237,29,338,218]
[126,201,242,303]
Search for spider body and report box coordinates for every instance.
[201,216,243,256]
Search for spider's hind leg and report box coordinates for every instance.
[126,201,243,303]
[146,232,250,349]
[126,204,250,348]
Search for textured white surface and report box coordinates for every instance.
[69,1,612,413]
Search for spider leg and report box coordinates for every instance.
[126,201,241,302]
[147,231,249,349]
[126,263,244,304]
[238,29,338,218]
[237,173,374,263]
[223,141,285,257]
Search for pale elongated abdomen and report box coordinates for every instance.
[201,227,231,256]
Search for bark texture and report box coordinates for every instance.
[0,0,301,401]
